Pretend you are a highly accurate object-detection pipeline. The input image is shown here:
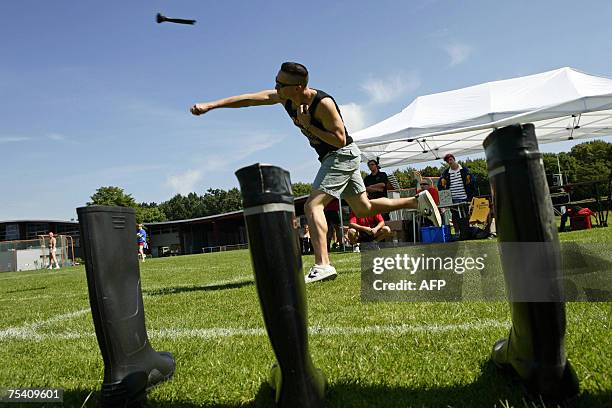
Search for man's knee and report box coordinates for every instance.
[304,200,322,218]
[352,204,372,218]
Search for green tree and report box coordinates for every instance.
[542,152,578,184]
[420,165,443,178]
[136,205,167,224]
[88,186,137,207]
[567,141,611,200]
[201,188,243,216]
[392,167,418,188]
[570,140,611,182]
[159,193,202,221]
[292,182,313,197]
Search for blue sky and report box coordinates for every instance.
[2,0,611,220]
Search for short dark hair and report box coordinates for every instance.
[443,153,455,163]
[280,62,309,84]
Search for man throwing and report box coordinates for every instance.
[191,62,440,282]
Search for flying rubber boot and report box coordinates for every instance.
[236,163,327,408]
[77,206,175,407]
[483,124,579,400]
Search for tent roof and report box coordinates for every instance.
[352,67,612,166]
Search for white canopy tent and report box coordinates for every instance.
[352,67,612,167]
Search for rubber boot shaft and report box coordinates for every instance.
[77,206,175,406]
[483,124,579,399]
[236,163,326,407]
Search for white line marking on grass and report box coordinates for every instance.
[308,320,509,336]
[0,293,84,302]
[153,327,266,339]
[1,307,509,342]
[150,319,509,340]
[0,295,53,302]
[0,308,90,341]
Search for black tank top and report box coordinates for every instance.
[283,89,354,161]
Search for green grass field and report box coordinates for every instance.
[0,228,610,407]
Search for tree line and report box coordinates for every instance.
[390,140,610,199]
[88,183,314,224]
[88,140,610,223]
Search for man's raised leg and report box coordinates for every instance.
[345,191,441,226]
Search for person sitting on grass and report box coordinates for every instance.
[347,209,392,252]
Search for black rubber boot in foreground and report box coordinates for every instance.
[483,124,579,400]
[236,164,326,407]
[78,206,175,407]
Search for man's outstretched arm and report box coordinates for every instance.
[191,90,280,115]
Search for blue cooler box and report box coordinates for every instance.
[420,225,451,243]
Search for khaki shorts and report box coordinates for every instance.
[312,143,366,199]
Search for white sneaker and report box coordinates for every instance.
[353,244,360,253]
[305,264,338,283]
[55,265,60,269]
[417,190,442,227]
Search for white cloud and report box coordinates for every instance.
[165,132,285,195]
[47,133,66,141]
[444,43,473,67]
[361,72,421,104]
[204,133,285,169]
[339,103,368,133]
[0,136,30,144]
[167,170,203,196]
[338,72,420,133]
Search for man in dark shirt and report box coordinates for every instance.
[364,159,391,220]
[191,62,441,283]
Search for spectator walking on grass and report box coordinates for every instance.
[137,224,147,262]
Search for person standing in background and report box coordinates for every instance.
[364,159,392,221]
[438,154,475,239]
[47,232,60,269]
[137,224,147,262]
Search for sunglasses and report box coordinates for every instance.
[275,80,300,89]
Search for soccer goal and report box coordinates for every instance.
[0,235,75,272]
